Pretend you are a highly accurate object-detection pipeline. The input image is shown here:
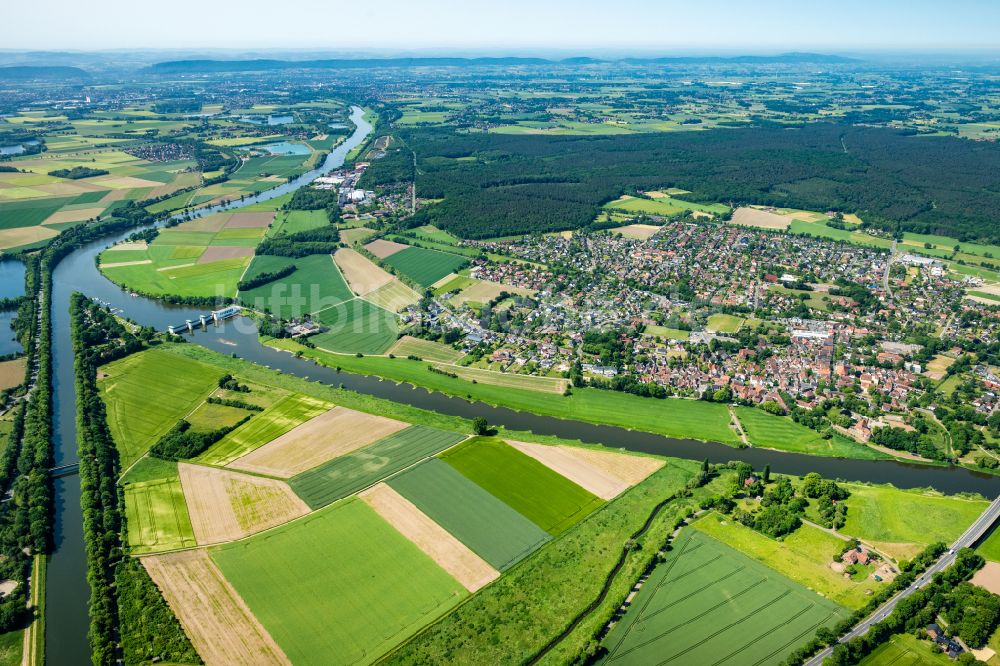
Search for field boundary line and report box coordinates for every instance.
[638,566,756,622]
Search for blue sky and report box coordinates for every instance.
[8,0,1000,51]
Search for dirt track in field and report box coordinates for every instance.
[227,407,408,477]
[334,247,395,295]
[178,463,309,544]
[142,549,291,666]
[360,483,499,592]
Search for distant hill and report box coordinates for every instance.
[149,53,859,74]
[0,66,90,80]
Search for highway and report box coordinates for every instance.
[804,495,1000,665]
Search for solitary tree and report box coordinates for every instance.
[472,417,489,436]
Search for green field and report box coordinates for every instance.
[603,194,729,217]
[406,225,461,245]
[265,343,743,445]
[388,458,552,571]
[239,254,353,319]
[643,325,690,340]
[382,246,470,287]
[692,512,875,609]
[211,498,467,666]
[736,407,887,459]
[860,633,953,666]
[788,219,894,249]
[389,336,465,363]
[706,313,745,333]
[441,438,604,535]
[100,348,223,467]
[432,274,476,296]
[311,299,399,354]
[123,477,196,554]
[600,529,849,666]
[840,484,987,558]
[120,456,179,485]
[0,628,22,666]
[386,460,708,665]
[267,210,329,236]
[196,394,331,466]
[978,525,1000,563]
[290,426,467,508]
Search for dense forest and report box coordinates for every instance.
[401,123,1000,240]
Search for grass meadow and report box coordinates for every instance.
[211,498,467,666]
[124,477,196,554]
[239,254,353,319]
[311,298,399,354]
[736,407,887,459]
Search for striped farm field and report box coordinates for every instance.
[364,279,421,312]
[124,477,197,554]
[387,458,551,571]
[239,254,353,319]
[100,347,224,467]
[290,426,467,509]
[227,407,409,478]
[381,246,470,287]
[311,298,399,354]
[211,498,467,666]
[441,438,604,535]
[388,336,465,363]
[195,394,332,466]
[600,529,849,666]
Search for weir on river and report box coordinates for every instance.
[42,105,999,664]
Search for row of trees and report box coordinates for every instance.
[70,294,199,665]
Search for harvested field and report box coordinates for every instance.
[364,238,409,259]
[42,207,104,225]
[196,394,332,467]
[0,358,26,391]
[365,280,421,312]
[178,463,309,545]
[225,212,275,228]
[730,207,792,230]
[506,441,655,500]
[0,226,58,250]
[451,280,534,307]
[614,224,661,240]
[360,483,499,592]
[388,459,551,571]
[227,407,408,478]
[971,561,1000,595]
[553,445,665,486]
[142,550,291,666]
[334,247,394,295]
[197,246,255,263]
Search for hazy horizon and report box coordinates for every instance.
[8,0,1000,51]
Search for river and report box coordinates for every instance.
[44,105,998,663]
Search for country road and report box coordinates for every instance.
[805,495,1000,665]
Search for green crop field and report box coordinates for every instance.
[100,348,223,467]
[693,512,877,609]
[389,336,465,363]
[239,253,353,319]
[600,529,849,666]
[211,498,467,666]
[290,426,467,508]
[859,633,953,666]
[382,246,470,286]
[441,438,604,535]
[268,210,329,236]
[603,194,729,217]
[123,477,196,554]
[840,484,987,556]
[310,298,399,354]
[196,394,331,466]
[265,345,743,445]
[406,225,461,245]
[736,407,886,459]
[978,526,1000,563]
[432,274,476,296]
[388,458,551,571]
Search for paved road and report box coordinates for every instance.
[805,495,1000,665]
